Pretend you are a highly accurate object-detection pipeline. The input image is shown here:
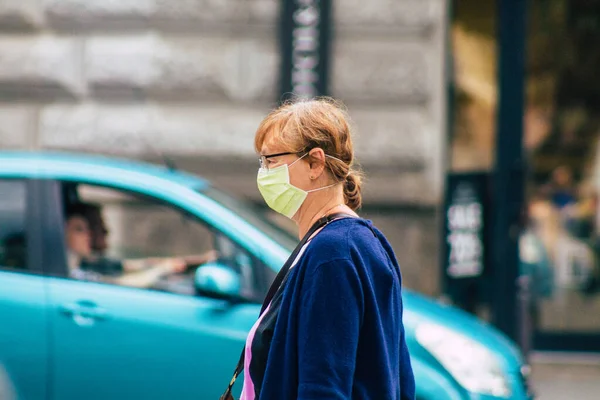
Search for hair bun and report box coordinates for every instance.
[343,171,363,211]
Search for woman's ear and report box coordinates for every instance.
[308,148,326,178]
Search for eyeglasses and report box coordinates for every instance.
[258,151,303,170]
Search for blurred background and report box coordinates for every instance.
[0,0,448,297]
[0,0,599,398]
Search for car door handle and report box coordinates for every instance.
[59,301,109,324]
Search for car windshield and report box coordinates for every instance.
[199,186,298,252]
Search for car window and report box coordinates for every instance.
[60,183,266,301]
[200,186,299,252]
[78,185,214,260]
[0,180,28,271]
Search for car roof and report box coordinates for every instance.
[0,150,209,190]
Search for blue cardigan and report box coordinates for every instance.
[252,218,415,399]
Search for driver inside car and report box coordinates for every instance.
[65,203,216,288]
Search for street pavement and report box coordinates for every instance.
[530,352,600,400]
[2,353,598,400]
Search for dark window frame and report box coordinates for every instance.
[36,179,68,277]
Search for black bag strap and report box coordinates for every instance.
[220,212,355,399]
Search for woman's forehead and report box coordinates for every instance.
[256,114,296,154]
[261,143,284,155]
[260,134,288,155]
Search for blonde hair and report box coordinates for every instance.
[255,97,363,210]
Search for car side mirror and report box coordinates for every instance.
[194,262,242,300]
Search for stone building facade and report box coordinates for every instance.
[0,0,448,295]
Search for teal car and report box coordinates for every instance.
[0,151,533,400]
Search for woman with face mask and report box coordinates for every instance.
[221,98,415,400]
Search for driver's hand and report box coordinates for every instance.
[203,249,219,263]
[168,258,188,274]
[182,250,219,266]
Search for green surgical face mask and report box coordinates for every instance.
[257,154,337,219]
